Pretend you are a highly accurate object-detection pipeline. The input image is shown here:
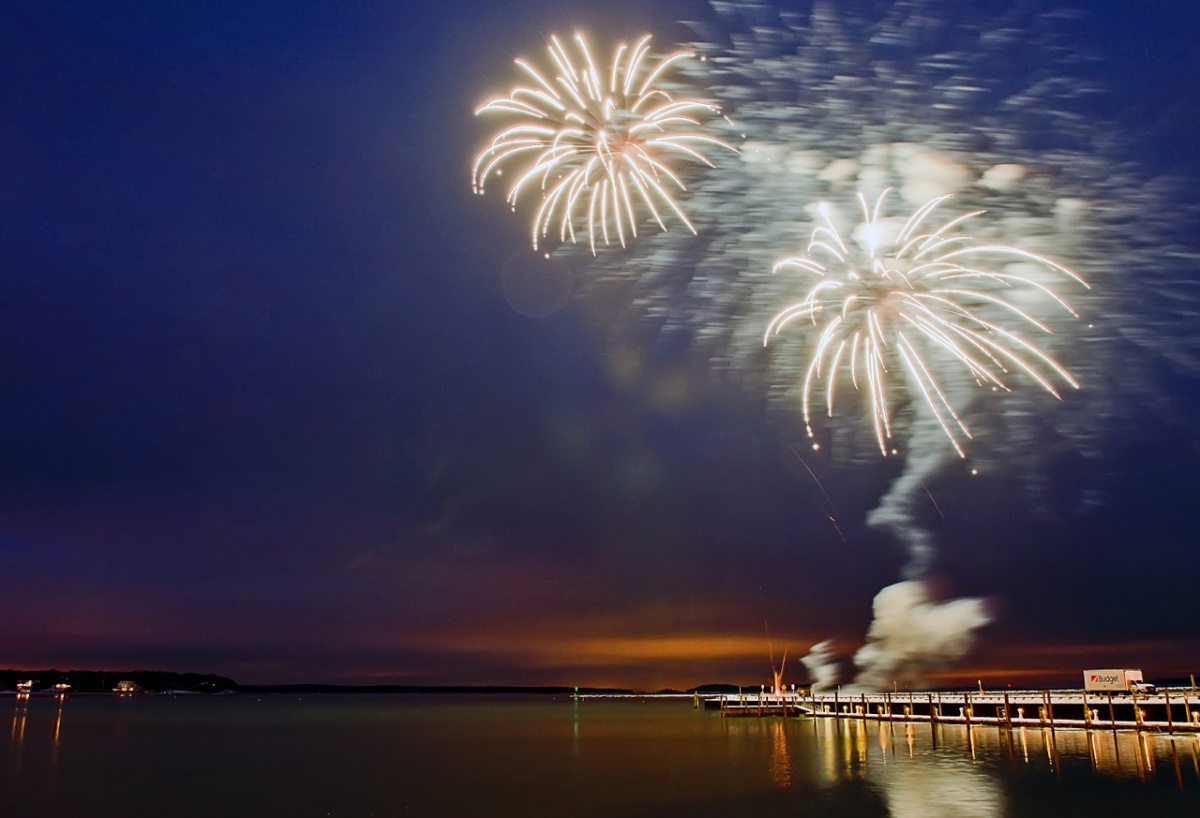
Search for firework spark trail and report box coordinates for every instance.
[921,481,945,522]
[791,450,835,510]
[763,189,1087,458]
[791,449,847,542]
[473,33,738,254]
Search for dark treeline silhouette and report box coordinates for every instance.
[2,670,777,695]
[1,670,640,695]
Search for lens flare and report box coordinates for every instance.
[472,33,737,254]
[764,189,1089,457]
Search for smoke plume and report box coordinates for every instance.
[855,409,992,686]
[853,580,991,689]
[801,639,841,691]
[865,384,963,578]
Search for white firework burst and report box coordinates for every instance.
[765,190,1090,457]
[472,33,737,254]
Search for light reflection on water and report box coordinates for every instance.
[1,695,1197,817]
[768,718,792,788]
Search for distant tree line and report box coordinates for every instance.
[0,669,237,693]
[2,670,755,695]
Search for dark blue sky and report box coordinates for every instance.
[1,0,1198,688]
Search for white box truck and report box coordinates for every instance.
[1083,669,1152,692]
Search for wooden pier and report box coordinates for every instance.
[709,688,1200,733]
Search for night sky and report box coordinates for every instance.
[2,0,1198,690]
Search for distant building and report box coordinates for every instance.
[114,680,143,695]
[16,680,35,693]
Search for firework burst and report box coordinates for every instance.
[472,33,737,254]
[765,189,1089,458]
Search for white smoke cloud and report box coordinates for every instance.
[853,580,991,689]
[801,639,841,691]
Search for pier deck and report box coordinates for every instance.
[709,689,1200,733]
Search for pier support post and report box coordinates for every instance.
[964,693,971,726]
[1165,688,1174,734]
[1002,690,1011,728]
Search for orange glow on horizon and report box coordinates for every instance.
[439,632,794,665]
[388,622,1200,690]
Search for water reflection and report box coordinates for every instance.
[796,712,1200,817]
[572,697,580,756]
[51,700,64,770]
[11,695,28,745]
[879,758,1003,818]
[8,695,30,786]
[1,697,1196,818]
[768,719,792,788]
[803,719,1002,817]
[1040,727,1154,779]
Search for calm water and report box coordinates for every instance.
[2,694,1198,817]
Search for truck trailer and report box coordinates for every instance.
[1083,668,1153,693]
